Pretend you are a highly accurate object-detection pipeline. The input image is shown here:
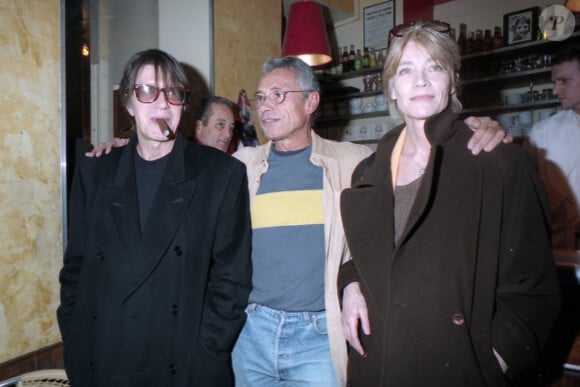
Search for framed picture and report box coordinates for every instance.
[503,7,538,46]
[364,1,395,51]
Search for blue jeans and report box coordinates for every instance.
[232,303,339,386]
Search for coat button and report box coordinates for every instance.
[172,304,179,315]
[452,313,465,326]
[168,364,177,375]
[173,246,183,256]
[97,251,105,261]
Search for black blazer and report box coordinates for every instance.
[58,134,252,386]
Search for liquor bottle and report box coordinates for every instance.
[457,23,467,55]
[465,31,475,54]
[341,46,349,73]
[332,46,341,74]
[482,29,492,51]
[348,44,356,73]
[362,47,370,68]
[492,26,503,49]
[369,48,377,68]
[354,49,363,71]
[474,29,483,52]
[378,49,385,67]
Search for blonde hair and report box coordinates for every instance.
[383,22,462,120]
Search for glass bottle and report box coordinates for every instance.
[362,47,370,68]
[492,26,503,49]
[457,23,467,55]
[354,49,363,71]
[334,46,342,74]
[378,48,385,67]
[465,31,475,54]
[341,46,349,73]
[348,44,356,73]
[482,29,492,51]
[474,29,483,52]
[369,48,377,68]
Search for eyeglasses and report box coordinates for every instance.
[253,89,313,106]
[388,20,451,47]
[133,84,189,106]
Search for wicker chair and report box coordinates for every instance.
[0,369,69,387]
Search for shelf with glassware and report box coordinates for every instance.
[459,30,580,137]
[315,67,393,144]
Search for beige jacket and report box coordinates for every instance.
[234,131,372,386]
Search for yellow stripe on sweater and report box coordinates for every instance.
[252,190,324,229]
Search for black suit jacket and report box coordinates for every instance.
[58,134,252,386]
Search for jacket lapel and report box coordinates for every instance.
[341,130,398,309]
[113,135,198,302]
[109,137,141,246]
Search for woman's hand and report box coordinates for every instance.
[85,137,130,157]
[341,281,371,357]
[464,116,514,155]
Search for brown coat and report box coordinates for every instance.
[338,110,561,387]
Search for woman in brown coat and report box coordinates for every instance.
[338,21,561,386]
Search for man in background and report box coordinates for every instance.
[526,47,580,249]
[193,95,236,153]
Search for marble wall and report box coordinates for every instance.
[0,0,63,362]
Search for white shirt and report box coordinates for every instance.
[528,109,580,207]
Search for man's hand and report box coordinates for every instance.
[341,281,370,357]
[464,116,514,155]
[85,137,129,157]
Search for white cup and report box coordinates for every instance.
[505,94,522,105]
[362,103,375,113]
[358,125,369,140]
[374,123,385,139]
[342,126,354,141]
[539,109,555,120]
[518,111,533,126]
[349,98,362,114]
[497,113,514,129]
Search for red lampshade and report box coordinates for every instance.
[282,1,332,66]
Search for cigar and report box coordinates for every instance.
[156,119,173,138]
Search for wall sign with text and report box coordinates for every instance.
[364,1,395,51]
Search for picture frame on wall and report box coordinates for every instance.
[503,7,539,46]
[364,0,395,51]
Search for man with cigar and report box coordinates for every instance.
[58,49,252,386]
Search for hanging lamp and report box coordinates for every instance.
[282,0,332,66]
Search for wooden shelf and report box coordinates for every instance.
[321,89,382,102]
[460,31,580,118]
[316,110,389,127]
[462,99,560,115]
[462,67,552,86]
[318,66,382,81]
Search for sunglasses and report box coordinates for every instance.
[388,20,451,47]
[133,84,189,106]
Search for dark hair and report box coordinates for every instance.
[195,96,234,125]
[554,47,580,68]
[118,49,190,111]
